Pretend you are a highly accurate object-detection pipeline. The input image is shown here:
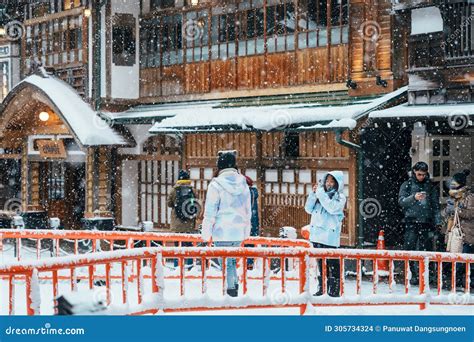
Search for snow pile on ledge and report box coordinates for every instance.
[370,103,474,119]
[150,87,407,132]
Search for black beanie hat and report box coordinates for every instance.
[178,170,190,180]
[217,152,237,170]
[452,169,471,188]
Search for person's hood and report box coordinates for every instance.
[214,169,248,195]
[323,170,345,193]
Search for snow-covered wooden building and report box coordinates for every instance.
[0,0,471,248]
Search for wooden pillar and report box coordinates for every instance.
[29,162,41,211]
[85,147,94,217]
[21,140,29,213]
[97,146,111,216]
[255,132,265,235]
[114,154,123,226]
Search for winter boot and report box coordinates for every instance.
[313,276,323,296]
[226,284,239,297]
[328,277,341,297]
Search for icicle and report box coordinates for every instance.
[30,269,41,315]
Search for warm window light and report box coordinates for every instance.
[84,9,91,18]
[191,0,199,5]
[0,28,5,36]
[39,111,49,122]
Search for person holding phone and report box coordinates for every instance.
[304,171,347,297]
[399,161,442,285]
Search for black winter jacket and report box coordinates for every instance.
[398,174,442,226]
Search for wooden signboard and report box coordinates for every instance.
[36,140,67,159]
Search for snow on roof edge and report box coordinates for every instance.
[149,87,407,133]
[18,74,129,146]
[370,102,474,119]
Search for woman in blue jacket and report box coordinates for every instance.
[304,170,346,297]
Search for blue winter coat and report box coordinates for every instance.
[304,171,347,247]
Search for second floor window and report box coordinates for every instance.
[24,15,83,71]
[112,14,137,66]
[443,1,474,58]
[141,0,349,67]
[151,0,176,10]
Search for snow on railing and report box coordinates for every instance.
[0,229,310,259]
[0,246,472,315]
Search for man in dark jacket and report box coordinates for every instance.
[399,162,442,285]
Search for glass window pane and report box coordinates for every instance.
[433,140,441,157]
[442,140,450,156]
[433,160,440,177]
[442,161,450,177]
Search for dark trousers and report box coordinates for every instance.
[404,222,436,282]
[313,242,341,296]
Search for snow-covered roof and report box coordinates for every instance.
[149,87,407,133]
[370,103,474,120]
[2,74,131,146]
[103,100,224,124]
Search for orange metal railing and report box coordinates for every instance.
[0,242,472,315]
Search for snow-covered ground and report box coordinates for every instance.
[0,241,472,316]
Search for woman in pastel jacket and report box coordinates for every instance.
[201,151,251,297]
[304,170,347,297]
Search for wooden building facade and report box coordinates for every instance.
[6,0,472,248]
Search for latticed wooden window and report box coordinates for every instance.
[443,1,474,58]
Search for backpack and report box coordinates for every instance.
[175,186,198,222]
